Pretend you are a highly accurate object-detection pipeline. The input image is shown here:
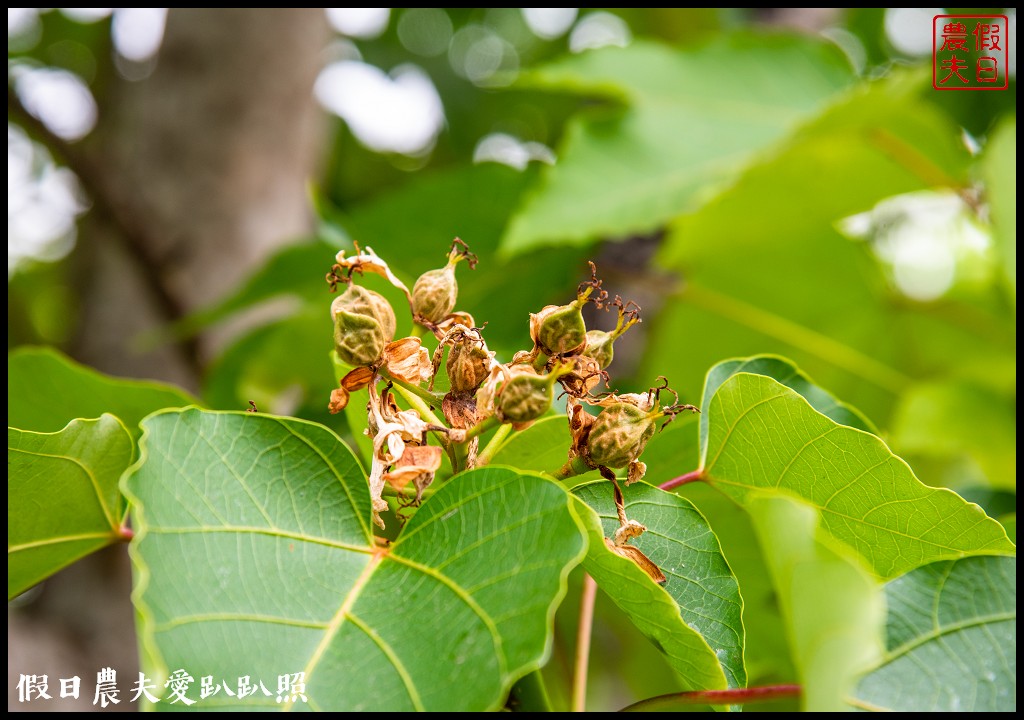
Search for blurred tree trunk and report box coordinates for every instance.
[73,8,329,388]
[8,9,328,711]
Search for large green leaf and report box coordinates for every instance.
[7,346,198,435]
[747,494,884,712]
[642,417,796,686]
[489,415,572,475]
[699,355,875,461]
[644,70,1004,424]
[703,372,1014,579]
[501,35,854,254]
[851,555,1016,712]
[8,415,133,599]
[573,482,744,691]
[982,117,1016,298]
[124,409,586,711]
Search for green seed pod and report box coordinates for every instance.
[411,264,458,323]
[496,370,554,424]
[446,339,492,393]
[583,329,614,369]
[331,285,396,366]
[586,402,658,468]
[531,301,588,356]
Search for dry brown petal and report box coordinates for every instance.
[334,246,412,301]
[567,400,596,462]
[328,387,350,414]
[368,458,389,529]
[603,537,666,584]
[383,337,431,384]
[434,311,476,335]
[474,364,508,420]
[626,460,647,486]
[394,408,430,441]
[383,445,443,491]
[614,518,647,545]
[341,366,375,392]
[442,392,480,430]
[371,420,406,464]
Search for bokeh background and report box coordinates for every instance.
[8,8,1016,711]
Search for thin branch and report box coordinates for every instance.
[8,84,201,373]
[620,684,802,711]
[572,574,598,713]
[659,468,705,491]
[476,422,512,466]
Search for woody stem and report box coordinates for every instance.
[379,368,444,405]
[609,476,629,529]
[572,574,598,712]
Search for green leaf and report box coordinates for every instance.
[891,381,1016,490]
[747,494,884,712]
[703,372,1014,579]
[850,555,1016,712]
[573,482,744,691]
[501,35,854,254]
[641,417,796,686]
[699,355,876,462]
[8,415,133,599]
[124,409,586,711]
[644,70,1000,424]
[982,116,1016,298]
[489,415,572,475]
[7,346,198,435]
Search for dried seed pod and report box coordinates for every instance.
[583,329,615,369]
[586,402,659,469]
[411,238,477,324]
[496,368,554,424]
[411,265,458,324]
[530,301,588,357]
[446,338,493,393]
[331,285,397,367]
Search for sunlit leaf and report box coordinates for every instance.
[850,555,1016,712]
[573,482,744,691]
[642,417,796,686]
[703,371,1014,579]
[699,355,876,460]
[124,409,586,710]
[501,35,854,254]
[8,346,197,435]
[489,415,571,475]
[8,415,133,599]
[747,493,884,711]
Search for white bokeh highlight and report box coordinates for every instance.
[13,66,98,142]
[522,8,578,40]
[326,8,390,39]
[315,60,445,155]
[473,133,555,171]
[569,12,632,53]
[112,7,168,62]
